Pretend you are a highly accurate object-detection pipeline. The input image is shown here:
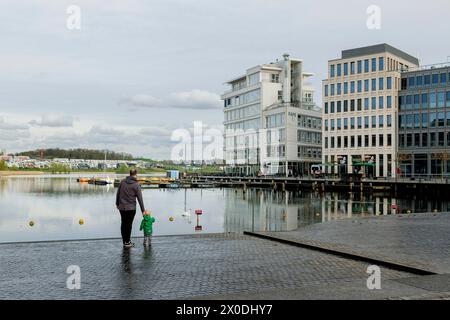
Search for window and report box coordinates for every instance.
[399,134,404,148]
[350,81,355,93]
[344,82,348,94]
[430,132,436,146]
[331,119,335,130]
[387,77,392,89]
[430,112,437,128]
[337,83,342,95]
[438,92,445,108]
[387,134,392,146]
[324,119,328,130]
[357,60,362,74]
[364,79,369,92]
[364,98,369,110]
[406,114,412,129]
[337,64,342,77]
[330,65,335,77]
[379,96,384,109]
[438,111,445,127]
[344,118,348,129]
[337,101,342,112]
[351,136,355,148]
[401,78,407,90]
[379,57,384,71]
[422,113,428,128]
[372,115,376,128]
[357,99,362,111]
[358,135,362,147]
[372,135,377,147]
[351,62,355,75]
[365,116,369,128]
[379,115,384,127]
[439,132,445,146]
[365,135,369,147]
[432,74,439,84]
[371,58,376,72]
[371,97,376,110]
[441,73,447,84]
[414,94,420,109]
[414,114,420,128]
[400,114,405,129]
[422,93,428,108]
[344,100,348,112]
[337,118,342,130]
[424,75,431,85]
[417,75,423,86]
[379,78,384,90]
[357,80,362,93]
[406,95,412,109]
[324,102,328,114]
[330,101,335,113]
[330,84,335,96]
[350,99,355,112]
[350,117,355,129]
[430,92,436,107]
[324,85,328,97]
[387,96,392,108]
[357,117,362,129]
[371,78,376,91]
[447,91,450,106]
[344,62,348,76]
[408,77,415,88]
[422,133,428,147]
[387,115,392,127]
[379,134,384,147]
[406,134,412,147]
[364,59,369,73]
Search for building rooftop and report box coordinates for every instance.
[341,43,419,66]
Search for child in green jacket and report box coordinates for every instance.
[140,210,156,247]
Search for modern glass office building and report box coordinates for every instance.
[398,65,450,178]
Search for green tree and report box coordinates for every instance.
[0,160,8,171]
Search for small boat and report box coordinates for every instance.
[88,177,113,185]
[77,178,89,183]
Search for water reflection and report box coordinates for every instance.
[0,175,449,243]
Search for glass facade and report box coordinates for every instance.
[398,66,450,178]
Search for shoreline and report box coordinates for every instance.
[0,171,44,177]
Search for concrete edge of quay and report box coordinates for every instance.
[243,231,438,276]
[0,232,236,246]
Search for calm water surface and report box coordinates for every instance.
[0,175,449,243]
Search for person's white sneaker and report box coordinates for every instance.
[123,241,135,248]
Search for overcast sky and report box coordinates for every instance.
[0,0,449,159]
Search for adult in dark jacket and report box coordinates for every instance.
[116,169,146,247]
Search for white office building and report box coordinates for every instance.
[222,54,322,176]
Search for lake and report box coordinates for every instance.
[0,174,449,243]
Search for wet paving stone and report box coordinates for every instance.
[0,233,411,299]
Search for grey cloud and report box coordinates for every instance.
[29,115,75,128]
[121,89,222,110]
[0,117,29,130]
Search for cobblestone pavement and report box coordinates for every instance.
[0,233,412,300]
[258,212,450,274]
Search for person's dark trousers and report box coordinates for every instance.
[119,210,136,244]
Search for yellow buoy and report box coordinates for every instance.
[169,216,174,222]
[29,221,35,227]
[79,219,84,225]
